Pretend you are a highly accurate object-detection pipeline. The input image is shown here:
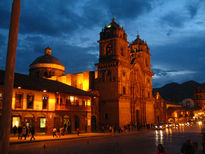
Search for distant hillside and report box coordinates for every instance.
[154,80,205,103]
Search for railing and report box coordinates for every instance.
[55,104,91,111]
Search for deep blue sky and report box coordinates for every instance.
[0,0,205,88]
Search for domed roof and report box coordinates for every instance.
[104,18,122,30]
[131,35,147,45]
[31,55,64,66]
[30,48,64,66]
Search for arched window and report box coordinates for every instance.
[121,47,124,56]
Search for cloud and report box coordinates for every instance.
[105,0,152,20]
[152,67,197,88]
[186,0,204,19]
[160,11,189,28]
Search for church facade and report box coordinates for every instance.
[36,19,155,129]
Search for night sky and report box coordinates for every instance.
[0,0,205,88]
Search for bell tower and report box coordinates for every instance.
[96,19,131,127]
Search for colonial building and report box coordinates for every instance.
[194,86,205,109]
[39,19,155,128]
[153,91,167,124]
[0,64,94,134]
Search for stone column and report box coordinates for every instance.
[0,0,21,154]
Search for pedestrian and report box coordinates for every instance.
[57,128,60,137]
[13,125,17,136]
[76,128,80,136]
[202,126,205,153]
[180,139,195,154]
[53,127,57,137]
[60,127,64,136]
[156,144,168,154]
[22,125,27,140]
[64,123,67,133]
[17,125,22,140]
[30,126,35,141]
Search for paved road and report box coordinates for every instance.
[9,125,203,154]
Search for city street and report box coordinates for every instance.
[10,125,203,154]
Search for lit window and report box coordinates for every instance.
[40,118,46,128]
[27,94,34,109]
[0,93,3,104]
[15,93,23,108]
[43,96,48,109]
[70,96,74,102]
[87,100,91,106]
[12,116,20,127]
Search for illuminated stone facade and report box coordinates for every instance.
[153,91,167,123]
[0,71,93,134]
[29,19,155,129]
[96,19,154,128]
[194,87,205,109]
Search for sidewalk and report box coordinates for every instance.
[10,132,113,144]
[10,130,147,144]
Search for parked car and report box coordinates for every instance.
[168,122,174,128]
[155,122,165,130]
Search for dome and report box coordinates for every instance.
[30,54,64,66]
[29,48,65,78]
[30,47,64,66]
[100,18,127,41]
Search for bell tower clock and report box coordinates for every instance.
[105,43,112,56]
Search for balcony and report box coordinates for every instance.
[55,104,91,112]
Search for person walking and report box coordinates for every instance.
[53,128,57,137]
[76,128,80,136]
[202,126,205,153]
[22,125,27,140]
[180,139,195,154]
[17,125,22,140]
[30,126,35,141]
[156,144,168,154]
[13,125,17,136]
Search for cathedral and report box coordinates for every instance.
[30,18,155,129]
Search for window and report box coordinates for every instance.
[60,98,63,105]
[40,118,46,128]
[0,93,3,106]
[123,87,126,95]
[82,100,85,106]
[42,96,48,109]
[105,113,108,120]
[12,116,20,127]
[102,71,105,81]
[56,97,59,104]
[66,98,71,105]
[121,47,124,56]
[107,70,112,81]
[15,93,23,108]
[27,94,34,109]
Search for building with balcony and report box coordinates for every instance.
[0,70,94,134]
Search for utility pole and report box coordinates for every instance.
[0,0,21,154]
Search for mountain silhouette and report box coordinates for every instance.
[154,80,205,103]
